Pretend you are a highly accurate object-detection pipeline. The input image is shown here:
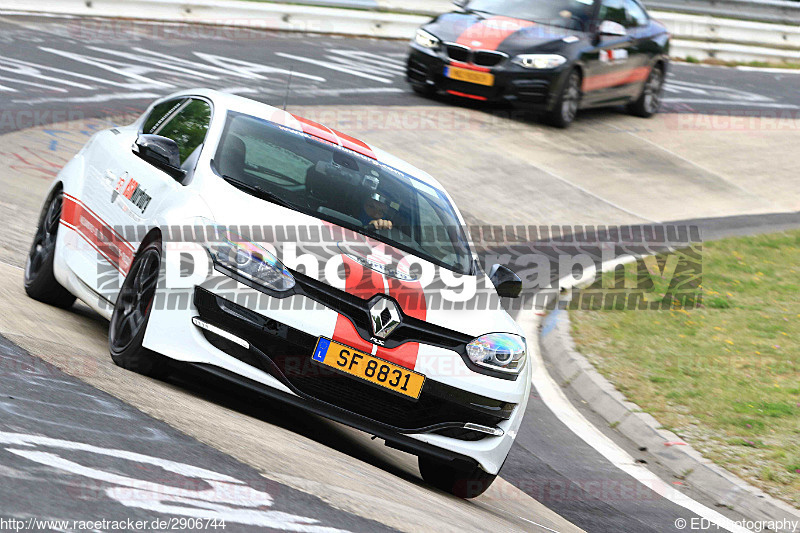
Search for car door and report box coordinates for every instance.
[621,0,656,100]
[68,97,211,299]
[581,0,636,105]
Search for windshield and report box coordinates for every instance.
[213,112,473,274]
[467,0,596,30]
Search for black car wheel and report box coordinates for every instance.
[628,64,664,118]
[546,69,581,128]
[418,456,498,498]
[109,239,170,378]
[24,189,76,309]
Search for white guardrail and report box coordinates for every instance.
[0,0,798,63]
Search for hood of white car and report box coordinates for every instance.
[199,181,521,339]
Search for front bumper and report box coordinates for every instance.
[193,286,514,438]
[141,275,531,474]
[407,43,568,110]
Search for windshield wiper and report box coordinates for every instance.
[220,175,298,211]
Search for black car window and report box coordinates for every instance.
[214,112,473,274]
[152,99,212,164]
[599,0,628,27]
[467,0,596,31]
[625,0,648,27]
[142,99,185,135]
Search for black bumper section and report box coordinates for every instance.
[190,363,478,468]
[193,287,515,445]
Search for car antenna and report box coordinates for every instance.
[282,64,294,111]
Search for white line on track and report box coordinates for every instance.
[219,86,260,95]
[274,52,394,84]
[735,66,800,75]
[11,92,161,105]
[525,255,752,533]
[0,75,67,92]
[530,317,751,533]
[482,503,564,533]
[288,87,405,96]
[663,99,800,109]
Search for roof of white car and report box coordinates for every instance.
[176,88,447,192]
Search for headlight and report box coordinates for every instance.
[513,54,567,69]
[466,333,527,374]
[415,29,440,49]
[204,227,295,292]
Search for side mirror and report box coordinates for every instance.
[598,20,627,37]
[134,134,185,180]
[489,264,523,298]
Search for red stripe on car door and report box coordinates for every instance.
[583,66,651,92]
[61,194,133,275]
[61,195,134,274]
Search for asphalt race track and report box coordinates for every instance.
[0,13,798,135]
[0,12,798,533]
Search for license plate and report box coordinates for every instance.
[311,338,425,399]
[445,66,495,86]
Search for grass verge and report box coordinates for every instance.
[570,230,800,507]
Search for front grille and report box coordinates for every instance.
[194,287,515,432]
[444,44,507,68]
[206,266,518,382]
[445,44,470,63]
[291,271,474,356]
[473,51,507,67]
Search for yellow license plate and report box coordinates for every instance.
[445,66,495,86]
[311,338,425,399]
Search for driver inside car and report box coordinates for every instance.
[361,192,397,231]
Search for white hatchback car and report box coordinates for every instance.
[25,89,530,498]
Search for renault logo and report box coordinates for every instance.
[370,298,401,339]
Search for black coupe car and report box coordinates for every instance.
[406,0,670,127]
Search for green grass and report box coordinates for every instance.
[570,230,800,507]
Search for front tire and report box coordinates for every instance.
[109,239,170,378]
[418,456,498,499]
[24,190,76,309]
[545,69,581,129]
[628,64,664,118]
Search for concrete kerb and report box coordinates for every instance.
[538,307,800,531]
